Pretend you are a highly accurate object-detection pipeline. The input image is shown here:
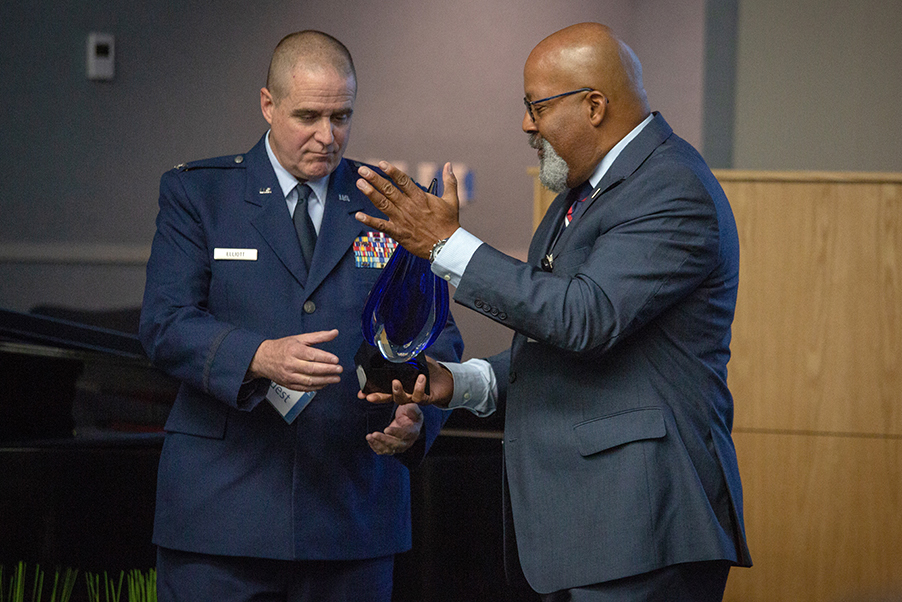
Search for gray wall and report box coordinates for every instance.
[733,0,902,171]
[0,0,708,358]
[9,0,900,356]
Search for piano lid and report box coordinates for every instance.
[0,307,146,359]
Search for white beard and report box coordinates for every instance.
[532,135,569,193]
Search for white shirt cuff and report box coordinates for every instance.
[439,358,497,417]
[430,228,483,288]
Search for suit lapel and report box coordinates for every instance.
[244,136,309,288]
[530,191,570,265]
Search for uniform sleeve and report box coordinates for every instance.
[139,168,267,408]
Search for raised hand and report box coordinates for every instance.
[355,161,461,258]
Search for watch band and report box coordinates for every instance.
[429,237,449,263]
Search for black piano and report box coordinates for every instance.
[0,307,178,576]
[0,307,520,601]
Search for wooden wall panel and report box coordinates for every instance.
[724,431,902,602]
[722,172,902,436]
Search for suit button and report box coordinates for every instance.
[509,371,517,384]
[474,299,484,309]
[303,301,316,314]
[499,312,507,320]
[490,308,499,316]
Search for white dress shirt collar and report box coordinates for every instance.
[264,131,330,210]
[586,112,654,189]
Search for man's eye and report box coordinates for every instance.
[331,113,352,124]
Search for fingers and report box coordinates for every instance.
[366,402,424,455]
[442,162,460,210]
[357,390,393,403]
[353,211,390,234]
[283,373,342,392]
[355,162,426,212]
[299,328,340,345]
[369,161,422,198]
[395,375,428,405]
[366,432,407,455]
[292,330,341,364]
[355,164,403,212]
[248,331,345,391]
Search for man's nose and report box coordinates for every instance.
[314,118,335,145]
[522,110,537,134]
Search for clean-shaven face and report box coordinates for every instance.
[262,67,356,181]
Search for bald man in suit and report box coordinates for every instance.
[355,22,751,602]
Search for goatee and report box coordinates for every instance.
[529,134,569,193]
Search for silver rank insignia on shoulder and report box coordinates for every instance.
[259,187,272,194]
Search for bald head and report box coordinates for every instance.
[526,23,650,127]
[266,30,357,102]
[522,24,652,188]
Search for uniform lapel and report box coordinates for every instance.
[302,159,370,296]
[244,136,309,288]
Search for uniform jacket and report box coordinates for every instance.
[455,113,752,593]
[139,134,463,560]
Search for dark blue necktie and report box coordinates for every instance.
[293,183,317,269]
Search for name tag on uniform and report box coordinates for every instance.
[214,248,258,261]
[266,381,315,423]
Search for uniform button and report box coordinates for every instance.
[234,155,244,163]
[509,371,517,384]
[303,300,316,314]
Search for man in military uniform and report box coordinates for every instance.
[139,30,462,602]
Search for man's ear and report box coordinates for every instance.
[260,87,275,125]
[587,91,608,126]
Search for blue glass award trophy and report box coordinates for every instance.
[355,179,450,394]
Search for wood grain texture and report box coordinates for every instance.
[724,431,902,602]
[724,175,902,436]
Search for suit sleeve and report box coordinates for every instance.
[139,169,267,408]
[454,160,722,357]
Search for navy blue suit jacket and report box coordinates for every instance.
[140,135,463,560]
[457,114,752,592]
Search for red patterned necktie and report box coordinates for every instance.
[564,182,593,227]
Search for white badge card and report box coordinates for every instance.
[266,382,315,423]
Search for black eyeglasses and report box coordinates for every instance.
[523,87,598,121]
